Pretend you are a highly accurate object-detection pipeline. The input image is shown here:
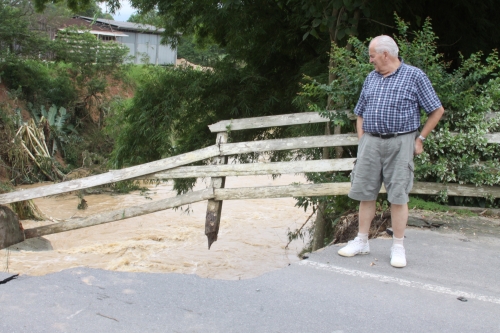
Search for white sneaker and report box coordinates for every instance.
[390,245,407,268]
[338,237,370,257]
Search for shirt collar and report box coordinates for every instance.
[376,57,404,78]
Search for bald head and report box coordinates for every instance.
[370,35,399,58]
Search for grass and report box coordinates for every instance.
[408,197,477,217]
[124,65,157,87]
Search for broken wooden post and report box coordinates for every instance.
[0,205,25,250]
[205,131,228,249]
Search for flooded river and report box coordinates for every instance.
[1,174,312,280]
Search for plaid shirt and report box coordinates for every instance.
[354,59,442,134]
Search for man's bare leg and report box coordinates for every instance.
[359,200,376,233]
[390,203,408,238]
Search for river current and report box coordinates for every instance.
[1,174,311,280]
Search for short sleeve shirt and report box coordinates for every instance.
[353,59,442,134]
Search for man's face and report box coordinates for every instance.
[369,45,386,73]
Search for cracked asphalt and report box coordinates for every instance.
[1,227,500,333]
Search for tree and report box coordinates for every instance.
[31,0,500,248]
[106,0,500,249]
[76,1,114,19]
[54,27,129,119]
[0,0,53,59]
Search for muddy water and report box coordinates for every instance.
[1,174,312,280]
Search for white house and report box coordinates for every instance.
[74,16,177,65]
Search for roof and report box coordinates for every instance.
[75,16,165,33]
[58,18,128,37]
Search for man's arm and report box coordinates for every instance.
[356,116,365,140]
[414,106,445,155]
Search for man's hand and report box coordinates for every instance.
[414,137,424,155]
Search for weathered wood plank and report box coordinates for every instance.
[485,133,500,144]
[143,158,357,179]
[0,146,220,204]
[214,182,500,200]
[208,110,355,132]
[24,188,215,239]
[411,182,500,197]
[220,134,359,155]
[485,112,499,121]
[219,132,498,156]
[215,183,352,200]
[205,132,228,249]
[209,111,498,133]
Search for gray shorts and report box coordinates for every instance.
[348,132,417,205]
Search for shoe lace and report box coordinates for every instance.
[348,237,366,247]
[392,245,405,257]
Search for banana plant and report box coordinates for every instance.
[29,103,78,157]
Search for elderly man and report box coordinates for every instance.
[338,35,444,267]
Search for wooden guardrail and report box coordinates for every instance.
[0,111,499,249]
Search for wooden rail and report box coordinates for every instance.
[16,180,500,241]
[24,189,214,239]
[143,159,356,179]
[209,110,499,132]
[214,182,500,200]
[0,146,220,204]
[0,110,498,250]
[2,132,497,204]
[208,110,355,132]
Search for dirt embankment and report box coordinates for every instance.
[0,77,135,185]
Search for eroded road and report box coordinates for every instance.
[1,227,500,333]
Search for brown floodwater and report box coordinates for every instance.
[1,174,312,280]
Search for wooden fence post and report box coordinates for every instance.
[205,132,228,249]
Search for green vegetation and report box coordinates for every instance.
[105,4,500,247]
[293,16,500,249]
[300,15,500,194]
[0,0,129,187]
[177,35,226,67]
[408,197,476,217]
[1,0,499,247]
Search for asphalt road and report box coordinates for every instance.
[1,228,499,333]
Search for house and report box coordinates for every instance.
[62,16,177,65]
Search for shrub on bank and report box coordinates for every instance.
[291,15,500,249]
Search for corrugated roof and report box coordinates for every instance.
[76,16,165,33]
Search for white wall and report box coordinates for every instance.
[117,32,176,65]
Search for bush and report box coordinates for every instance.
[0,59,77,108]
[293,14,500,249]
[299,14,500,205]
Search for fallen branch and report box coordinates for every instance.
[285,210,315,249]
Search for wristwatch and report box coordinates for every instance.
[418,135,426,142]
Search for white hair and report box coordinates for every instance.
[370,35,399,57]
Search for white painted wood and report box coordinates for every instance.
[144,159,356,179]
[214,182,500,200]
[208,110,355,132]
[208,111,498,133]
[219,132,498,156]
[24,189,215,238]
[2,130,497,205]
[220,134,359,155]
[0,146,220,204]
[484,112,499,121]
[485,133,500,144]
[214,183,352,200]
[411,182,500,197]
